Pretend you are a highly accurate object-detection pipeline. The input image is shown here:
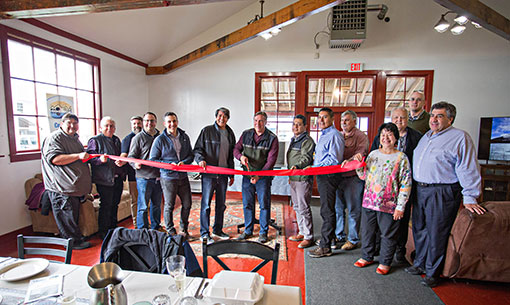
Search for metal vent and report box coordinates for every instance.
[330,0,367,49]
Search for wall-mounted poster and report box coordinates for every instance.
[47,94,73,131]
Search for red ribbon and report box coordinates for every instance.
[85,154,365,177]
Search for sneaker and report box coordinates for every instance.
[73,240,91,250]
[421,276,440,287]
[289,234,304,242]
[298,239,314,249]
[405,266,425,275]
[180,230,190,240]
[341,241,358,250]
[235,232,253,241]
[315,237,343,249]
[308,247,332,258]
[258,234,269,243]
[200,234,214,245]
[156,226,167,233]
[212,231,230,240]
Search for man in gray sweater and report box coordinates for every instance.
[41,113,92,250]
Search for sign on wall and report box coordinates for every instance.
[47,94,74,131]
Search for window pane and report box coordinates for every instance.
[357,117,369,134]
[278,78,295,100]
[261,79,277,100]
[76,61,93,90]
[11,79,35,115]
[356,78,373,106]
[14,116,38,151]
[34,48,57,84]
[77,90,94,118]
[308,78,323,107]
[340,78,355,106]
[386,77,405,100]
[324,78,340,106]
[8,40,34,80]
[266,114,278,136]
[77,119,96,146]
[35,83,58,117]
[38,116,53,140]
[57,54,76,88]
[405,77,425,101]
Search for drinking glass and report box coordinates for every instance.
[166,255,186,292]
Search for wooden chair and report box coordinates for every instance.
[202,239,280,284]
[17,234,73,264]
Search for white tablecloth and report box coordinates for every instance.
[0,258,302,305]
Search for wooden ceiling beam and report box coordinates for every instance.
[146,0,345,75]
[433,0,510,41]
[0,0,236,19]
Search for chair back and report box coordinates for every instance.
[17,234,73,264]
[202,240,280,284]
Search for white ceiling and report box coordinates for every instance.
[37,0,258,64]
[32,0,509,66]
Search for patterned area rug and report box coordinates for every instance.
[171,198,288,261]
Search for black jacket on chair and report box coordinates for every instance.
[100,227,202,277]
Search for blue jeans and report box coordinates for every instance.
[335,175,364,244]
[136,178,162,230]
[200,175,228,237]
[241,176,272,235]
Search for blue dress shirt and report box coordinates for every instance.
[314,125,345,167]
[413,126,481,203]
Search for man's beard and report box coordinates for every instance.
[133,127,142,133]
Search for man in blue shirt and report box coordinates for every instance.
[308,108,345,258]
[406,102,486,287]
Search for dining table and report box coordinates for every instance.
[0,257,302,305]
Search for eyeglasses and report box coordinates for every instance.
[409,98,423,101]
[143,119,156,123]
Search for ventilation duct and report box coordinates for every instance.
[330,0,367,49]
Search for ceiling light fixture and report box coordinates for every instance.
[434,11,481,35]
[471,21,482,29]
[434,14,451,33]
[450,23,466,35]
[259,32,273,40]
[454,14,468,25]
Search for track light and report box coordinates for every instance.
[471,21,482,29]
[454,14,468,25]
[451,23,466,35]
[434,14,450,33]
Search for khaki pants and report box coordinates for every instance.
[129,180,138,227]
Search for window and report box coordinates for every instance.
[1,25,101,162]
[256,74,298,142]
[307,77,373,107]
[385,75,427,121]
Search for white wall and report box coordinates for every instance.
[148,0,510,147]
[0,20,149,235]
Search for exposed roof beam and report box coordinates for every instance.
[433,0,510,41]
[146,0,345,75]
[0,0,238,19]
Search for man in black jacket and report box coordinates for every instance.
[193,107,236,244]
[87,116,126,239]
[370,107,422,262]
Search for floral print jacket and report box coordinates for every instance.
[356,150,412,214]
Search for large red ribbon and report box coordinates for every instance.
[85,154,365,177]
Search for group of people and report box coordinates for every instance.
[40,91,485,287]
[302,92,485,288]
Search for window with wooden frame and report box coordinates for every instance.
[0,25,101,162]
[255,73,299,142]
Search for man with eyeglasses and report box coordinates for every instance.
[407,91,430,134]
[128,112,163,230]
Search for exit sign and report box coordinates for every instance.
[349,63,363,72]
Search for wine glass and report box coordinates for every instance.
[166,255,186,292]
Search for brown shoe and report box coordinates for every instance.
[341,241,358,250]
[308,247,332,258]
[289,234,304,242]
[298,239,313,249]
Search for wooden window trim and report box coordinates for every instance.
[0,24,102,162]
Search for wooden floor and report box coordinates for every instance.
[2,194,509,305]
